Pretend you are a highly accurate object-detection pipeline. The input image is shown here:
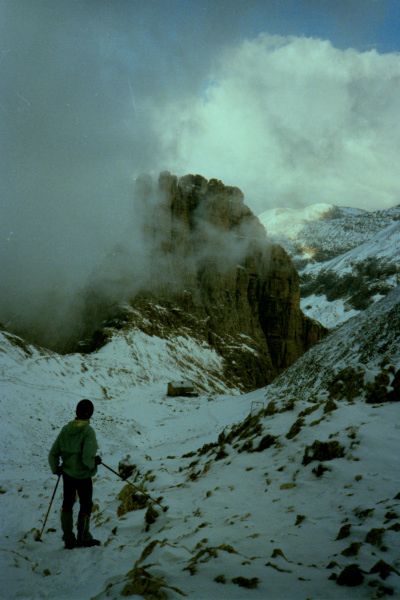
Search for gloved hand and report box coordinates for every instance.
[55,466,63,476]
[95,455,102,466]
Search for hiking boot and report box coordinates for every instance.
[77,513,100,547]
[77,538,101,548]
[61,510,76,549]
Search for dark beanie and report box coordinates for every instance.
[76,399,94,419]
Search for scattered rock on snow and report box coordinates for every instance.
[302,440,345,466]
[341,542,362,557]
[336,564,364,587]
[286,417,305,440]
[295,514,306,526]
[312,463,331,477]
[145,505,159,531]
[118,455,137,480]
[369,560,400,580]
[365,528,386,548]
[255,434,276,451]
[336,523,352,540]
[117,486,149,517]
[232,576,259,589]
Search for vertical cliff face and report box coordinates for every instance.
[125,172,325,390]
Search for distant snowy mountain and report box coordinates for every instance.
[259,203,400,328]
[1,287,399,599]
[304,221,400,276]
[258,203,338,239]
[259,203,399,262]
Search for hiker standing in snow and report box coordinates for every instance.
[48,399,102,549]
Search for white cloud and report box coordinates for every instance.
[156,35,400,213]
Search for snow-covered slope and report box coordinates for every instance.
[300,221,400,327]
[304,221,400,277]
[258,203,337,239]
[259,203,400,328]
[259,204,400,262]
[1,287,399,598]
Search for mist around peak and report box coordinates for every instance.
[1,172,271,352]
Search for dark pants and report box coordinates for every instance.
[61,473,93,543]
[62,473,93,515]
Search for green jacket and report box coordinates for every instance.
[49,419,98,479]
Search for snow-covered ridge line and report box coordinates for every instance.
[303,221,400,276]
[259,202,399,261]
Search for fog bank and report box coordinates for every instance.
[1,1,399,348]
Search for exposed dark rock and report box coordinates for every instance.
[336,564,364,587]
[327,367,364,402]
[301,257,399,312]
[214,447,229,461]
[353,507,375,520]
[255,434,276,452]
[118,456,136,481]
[145,505,159,531]
[366,369,400,404]
[384,511,398,522]
[225,413,263,445]
[341,542,362,556]
[369,560,399,580]
[302,440,345,466]
[368,580,394,596]
[324,398,338,413]
[336,523,352,540]
[271,548,289,560]
[232,577,259,589]
[264,400,277,415]
[312,463,331,478]
[365,528,385,547]
[295,514,305,526]
[117,486,149,517]
[299,404,320,418]
[286,417,305,440]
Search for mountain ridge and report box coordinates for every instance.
[259,202,400,328]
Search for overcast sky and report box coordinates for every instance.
[1,0,400,343]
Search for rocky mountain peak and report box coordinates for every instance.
[87,172,325,390]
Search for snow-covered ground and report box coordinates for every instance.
[302,221,400,278]
[259,203,400,329]
[1,288,400,599]
[300,294,360,329]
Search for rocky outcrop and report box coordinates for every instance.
[80,172,325,389]
[118,172,325,390]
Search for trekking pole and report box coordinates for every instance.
[101,462,168,512]
[35,474,61,542]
